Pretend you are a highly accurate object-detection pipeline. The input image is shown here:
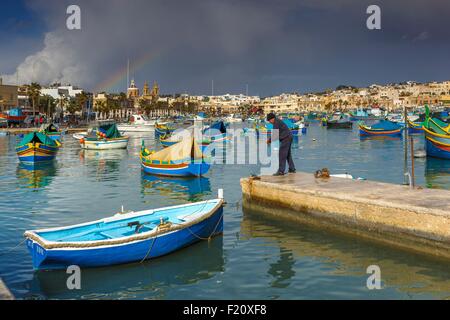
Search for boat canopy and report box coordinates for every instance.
[207,121,227,134]
[40,123,59,133]
[18,132,58,147]
[88,122,122,139]
[146,137,204,162]
[370,120,402,130]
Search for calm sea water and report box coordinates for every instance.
[0,123,449,300]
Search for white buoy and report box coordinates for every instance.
[414,149,427,158]
[218,189,224,199]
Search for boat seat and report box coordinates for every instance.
[98,232,115,239]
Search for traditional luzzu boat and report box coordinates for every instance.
[326,113,353,129]
[407,119,424,134]
[24,193,224,270]
[80,121,129,150]
[141,136,211,177]
[204,121,230,143]
[359,120,403,137]
[40,123,63,141]
[16,132,61,164]
[423,107,450,160]
[159,126,212,153]
[160,133,211,153]
[155,123,176,136]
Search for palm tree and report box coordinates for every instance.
[28,82,41,127]
[75,92,89,114]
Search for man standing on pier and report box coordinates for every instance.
[267,113,296,176]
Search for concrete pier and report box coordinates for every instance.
[0,278,14,300]
[241,172,450,260]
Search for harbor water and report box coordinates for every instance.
[0,124,449,299]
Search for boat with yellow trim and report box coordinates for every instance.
[141,136,210,177]
[359,120,403,137]
[80,121,129,150]
[16,132,61,164]
[423,107,450,159]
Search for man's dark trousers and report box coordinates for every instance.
[278,136,295,174]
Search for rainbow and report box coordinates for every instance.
[93,49,163,93]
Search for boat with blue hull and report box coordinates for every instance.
[141,137,210,177]
[16,132,61,164]
[204,121,230,143]
[423,110,450,160]
[40,123,63,141]
[407,120,424,134]
[24,197,224,270]
[155,123,176,136]
[359,120,403,137]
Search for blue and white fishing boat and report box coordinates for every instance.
[204,121,230,143]
[40,123,63,141]
[141,136,211,177]
[24,193,224,270]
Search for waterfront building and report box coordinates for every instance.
[0,78,18,112]
[127,79,140,99]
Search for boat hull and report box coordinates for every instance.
[424,128,450,160]
[359,126,402,137]
[81,138,129,150]
[155,126,175,136]
[141,161,210,177]
[327,121,353,129]
[26,206,223,270]
[117,125,154,132]
[16,144,58,163]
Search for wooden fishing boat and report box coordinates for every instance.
[80,121,129,150]
[407,120,424,134]
[359,120,403,137]
[16,132,61,164]
[160,134,211,153]
[141,136,210,177]
[155,123,176,136]
[204,121,230,143]
[24,195,224,270]
[40,123,62,141]
[423,109,450,160]
[326,113,353,129]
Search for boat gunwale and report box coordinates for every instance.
[358,124,402,134]
[83,137,130,143]
[24,199,223,250]
[423,126,450,140]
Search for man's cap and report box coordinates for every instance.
[266,113,276,121]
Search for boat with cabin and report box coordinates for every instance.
[117,114,156,133]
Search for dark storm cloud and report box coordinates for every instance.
[3,0,450,95]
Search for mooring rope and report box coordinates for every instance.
[140,235,158,264]
[0,239,27,257]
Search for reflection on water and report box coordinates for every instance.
[241,208,450,299]
[0,125,449,300]
[16,162,58,190]
[141,173,211,202]
[79,149,128,181]
[28,237,224,300]
[425,158,450,189]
